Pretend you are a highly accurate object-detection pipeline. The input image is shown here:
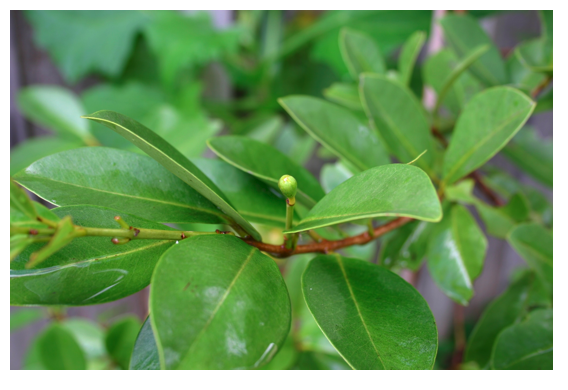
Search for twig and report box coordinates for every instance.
[468,171,504,207]
[242,217,412,257]
[449,303,466,370]
[531,75,552,99]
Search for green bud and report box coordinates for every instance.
[278,175,297,201]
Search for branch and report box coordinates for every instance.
[242,217,413,257]
[531,75,552,99]
[468,171,504,207]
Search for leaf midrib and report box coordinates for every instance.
[335,254,386,369]
[444,104,533,184]
[17,176,226,220]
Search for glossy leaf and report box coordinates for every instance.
[37,323,86,370]
[10,179,37,221]
[398,31,425,86]
[508,223,553,296]
[11,206,175,306]
[491,308,553,370]
[17,85,96,144]
[10,308,44,332]
[423,49,482,116]
[150,235,291,369]
[292,351,351,370]
[10,136,83,176]
[207,136,325,207]
[82,110,260,240]
[105,315,141,369]
[62,319,106,363]
[191,158,292,227]
[360,74,434,174]
[477,193,530,238]
[515,38,553,75]
[440,14,507,86]
[339,28,386,79]
[320,161,353,193]
[507,50,547,95]
[286,164,441,233]
[302,254,437,369]
[379,220,433,271]
[442,87,535,186]
[27,216,75,269]
[323,83,364,111]
[464,270,548,368]
[25,11,149,83]
[280,96,389,171]
[15,147,227,225]
[427,204,487,305]
[259,335,298,370]
[502,126,553,187]
[130,317,160,370]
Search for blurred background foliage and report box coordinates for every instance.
[10,10,552,370]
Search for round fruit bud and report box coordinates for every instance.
[278,175,297,201]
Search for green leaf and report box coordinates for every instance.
[105,315,142,369]
[17,86,96,144]
[292,351,351,370]
[37,323,86,370]
[302,254,437,369]
[442,87,535,186]
[507,50,547,95]
[81,110,261,240]
[191,158,291,227]
[427,204,487,305]
[61,319,106,363]
[339,28,386,79]
[11,206,175,306]
[130,317,160,370]
[491,308,553,370]
[320,161,353,193]
[360,74,434,174]
[379,220,433,271]
[10,179,37,221]
[150,235,291,369]
[15,147,227,225]
[10,308,44,332]
[145,11,241,86]
[286,164,441,233]
[440,14,507,86]
[423,49,482,117]
[27,215,75,269]
[398,31,426,86]
[25,11,149,83]
[539,11,553,41]
[476,193,530,238]
[323,82,364,111]
[508,223,553,296]
[207,136,325,208]
[502,126,552,187]
[464,270,549,368]
[11,200,60,230]
[10,136,83,176]
[515,38,553,75]
[279,96,390,171]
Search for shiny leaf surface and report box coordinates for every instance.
[302,254,437,369]
[280,96,389,171]
[150,235,291,369]
[10,136,83,176]
[82,110,260,240]
[440,14,507,86]
[191,158,291,227]
[15,147,226,225]
[360,74,434,174]
[10,179,37,221]
[287,164,441,233]
[379,220,432,271]
[11,206,175,306]
[491,308,553,370]
[339,28,386,78]
[442,87,535,186]
[398,31,425,86]
[427,204,487,305]
[207,136,325,207]
[130,317,160,370]
[38,322,86,370]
